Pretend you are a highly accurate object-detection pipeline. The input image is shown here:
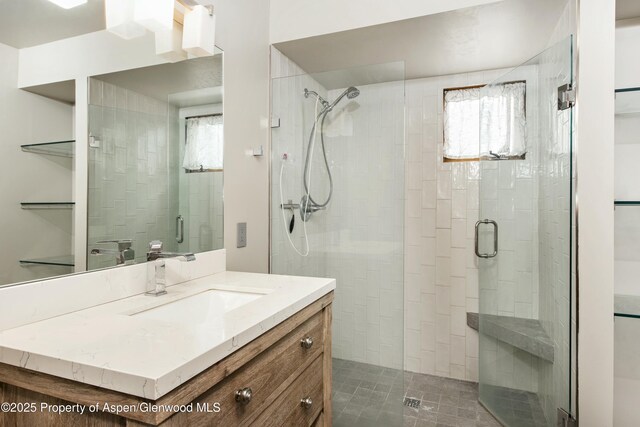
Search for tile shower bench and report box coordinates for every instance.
[467,312,554,362]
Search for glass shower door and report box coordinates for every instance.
[477,36,574,426]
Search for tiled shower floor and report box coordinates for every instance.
[332,358,547,427]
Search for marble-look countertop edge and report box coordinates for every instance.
[0,273,335,400]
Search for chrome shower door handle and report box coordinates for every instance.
[474,219,498,258]
[176,215,184,244]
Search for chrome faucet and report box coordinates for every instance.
[90,239,135,265]
[145,240,195,296]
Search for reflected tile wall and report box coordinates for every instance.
[88,79,175,270]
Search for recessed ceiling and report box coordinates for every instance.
[617,0,640,20]
[0,0,105,49]
[274,0,570,85]
[94,55,223,104]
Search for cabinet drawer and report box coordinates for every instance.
[178,311,324,426]
[251,355,324,427]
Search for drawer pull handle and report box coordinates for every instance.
[300,337,314,349]
[300,397,313,409]
[235,387,253,404]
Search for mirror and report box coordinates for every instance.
[0,1,223,287]
[87,56,224,270]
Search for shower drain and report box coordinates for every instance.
[403,397,421,408]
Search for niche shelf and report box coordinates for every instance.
[615,295,640,319]
[467,312,554,362]
[21,140,75,157]
[19,255,75,267]
[615,201,640,206]
[616,87,640,116]
[21,202,75,210]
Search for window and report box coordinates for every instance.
[183,114,223,172]
[443,81,526,161]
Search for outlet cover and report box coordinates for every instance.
[237,222,247,248]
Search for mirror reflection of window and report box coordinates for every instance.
[183,114,223,172]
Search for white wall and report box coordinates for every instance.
[16,0,272,273]
[615,20,640,90]
[212,0,270,272]
[18,31,166,89]
[0,42,74,286]
[269,0,501,44]
[576,0,616,424]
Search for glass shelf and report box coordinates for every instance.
[21,202,75,210]
[615,294,640,319]
[21,140,75,157]
[19,255,74,267]
[616,87,640,116]
[615,201,640,206]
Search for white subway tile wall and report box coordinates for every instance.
[270,48,405,369]
[404,66,546,390]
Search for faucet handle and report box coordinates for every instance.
[148,240,163,252]
[96,239,133,251]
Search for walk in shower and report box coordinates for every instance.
[270,52,405,426]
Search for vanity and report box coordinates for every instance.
[0,250,336,426]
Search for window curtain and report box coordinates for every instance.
[443,87,481,159]
[443,81,526,160]
[479,81,527,157]
[183,115,223,171]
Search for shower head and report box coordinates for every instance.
[327,86,360,112]
[346,86,360,99]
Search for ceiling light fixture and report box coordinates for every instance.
[46,0,87,9]
[182,5,216,57]
[105,0,146,40]
[135,0,174,33]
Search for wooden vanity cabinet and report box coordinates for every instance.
[0,292,334,427]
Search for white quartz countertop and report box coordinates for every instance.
[0,271,335,399]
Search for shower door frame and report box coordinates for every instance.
[475,35,577,426]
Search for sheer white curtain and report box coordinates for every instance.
[444,86,481,159]
[479,81,527,157]
[183,115,223,171]
[443,82,526,160]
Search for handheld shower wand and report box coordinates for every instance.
[301,86,360,211]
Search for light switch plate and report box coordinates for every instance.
[237,222,247,248]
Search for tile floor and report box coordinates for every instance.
[332,358,547,427]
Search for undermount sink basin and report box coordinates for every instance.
[133,289,264,324]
